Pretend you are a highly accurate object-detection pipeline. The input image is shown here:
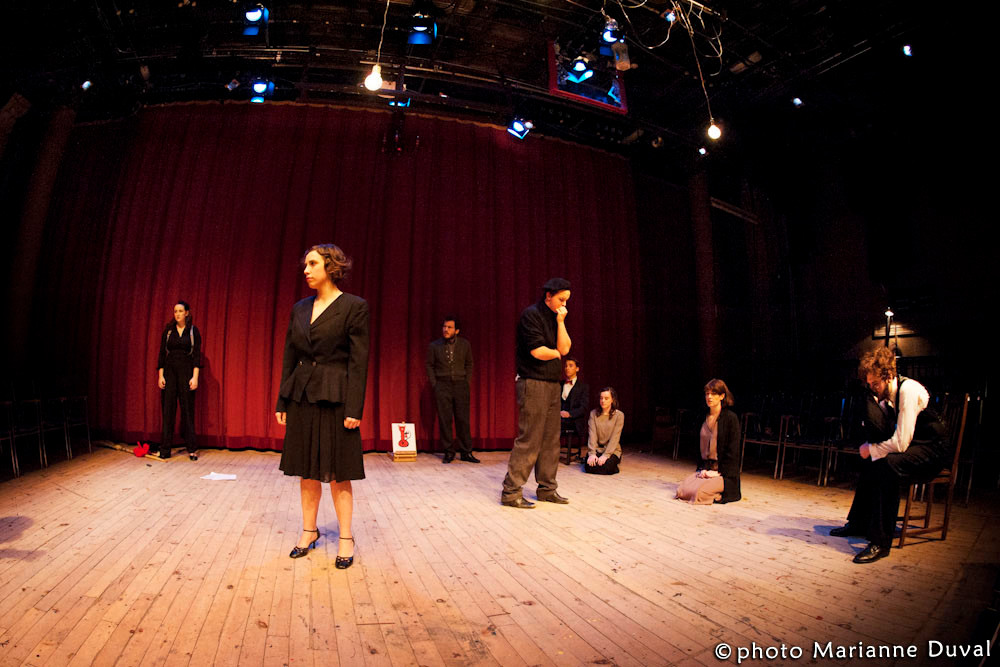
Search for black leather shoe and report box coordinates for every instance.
[460,453,481,463]
[159,447,171,459]
[537,492,569,504]
[442,452,455,464]
[335,536,355,569]
[289,528,320,559]
[830,524,864,537]
[501,497,535,509]
[853,542,890,564]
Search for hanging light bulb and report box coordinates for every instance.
[707,122,721,140]
[364,64,383,91]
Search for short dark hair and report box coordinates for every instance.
[442,316,460,330]
[703,378,734,407]
[302,244,352,285]
[563,356,580,368]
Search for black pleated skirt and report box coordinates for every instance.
[279,399,365,482]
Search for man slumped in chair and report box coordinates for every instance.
[829,347,949,564]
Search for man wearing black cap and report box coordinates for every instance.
[501,278,573,508]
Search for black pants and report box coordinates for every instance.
[162,359,197,450]
[433,378,473,454]
[584,453,620,475]
[846,444,946,548]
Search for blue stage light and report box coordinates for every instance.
[244,5,268,36]
[81,80,92,91]
[567,58,594,83]
[792,97,803,107]
[250,96,265,103]
[252,81,268,94]
[507,118,533,140]
[602,19,622,43]
[902,44,913,57]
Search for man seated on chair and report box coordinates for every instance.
[829,347,949,564]
[559,357,589,456]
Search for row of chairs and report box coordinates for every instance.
[1,396,91,478]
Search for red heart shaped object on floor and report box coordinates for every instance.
[133,442,150,457]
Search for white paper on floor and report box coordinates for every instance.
[200,472,238,481]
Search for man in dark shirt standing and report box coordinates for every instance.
[426,317,480,463]
[501,278,573,508]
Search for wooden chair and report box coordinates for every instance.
[897,393,969,547]
[1,401,20,478]
[559,427,584,464]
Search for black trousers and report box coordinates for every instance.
[433,378,473,454]
[846,444,946,548]
[584,453,620,475]
[162,359,197,450]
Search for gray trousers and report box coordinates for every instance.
[501,378,561,501]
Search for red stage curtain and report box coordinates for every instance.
[37,103,646,451]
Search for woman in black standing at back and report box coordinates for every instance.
[157,301,201,460]
[275,244,369,568]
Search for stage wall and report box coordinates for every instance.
[35,102,647,451]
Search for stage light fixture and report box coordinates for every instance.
[364,65,383,91]
[698,147,707,155]
[226,79,240,91]
[567,57,594,83]
[602,19,623,44]
[707,122,721,140]
[243,4,269,36]
[389,98,411,108]
[80,80,93,91]
[663,10,676,22]
[409,0,437,44]
[252,80,272,94]
[250,96,265,103]
[902,45,913,57]
[792,97,803,107]
[507,118,533,140]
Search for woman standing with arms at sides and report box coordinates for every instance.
[157,301,201,460]
[275,244,369,568]
[584,387,624,474]
[675,378,742,504]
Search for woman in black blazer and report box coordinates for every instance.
[157,301,201,460]
[275,244,369,567]
[675,378,742,504]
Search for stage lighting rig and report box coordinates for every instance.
[243,4,269,38]
[409,0,437,45]
[507,118,533,140]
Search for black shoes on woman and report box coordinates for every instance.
[288,530,355,567]
[289,528,320,558]
[335,536,355,569]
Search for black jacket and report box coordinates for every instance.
[275,293,369,418]
[561,379,589,436]
[716,408,742,503]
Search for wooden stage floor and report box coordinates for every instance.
[1,447,997,666]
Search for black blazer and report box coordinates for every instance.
[716,408,742,503]
[275,293,369,418]
[561,379,589,437]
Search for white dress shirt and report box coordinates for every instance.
[869,376,930,461]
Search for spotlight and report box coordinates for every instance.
[885,308,894,318]
[507,118,533,140]
[602,19,623,43]
[663,10,676,22]
[389,98,411,108]
[243,4,269,36]
[707,122,721,140]
[364,64,383,91]
[791,97,803,107]
[80,80,93,91]
[409,0,437,44]
[902,44,913,57]
[226,78,240,91]
[252,80,272,94]
[250,96,265,104]
[698,147,707,155]
[567,57,594,83]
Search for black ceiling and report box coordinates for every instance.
[5,1,924,156]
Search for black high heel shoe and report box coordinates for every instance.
[335,536,355,569]
[289,528,320,559]
[189,452,198,461]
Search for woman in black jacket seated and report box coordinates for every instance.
[675,378,741,504]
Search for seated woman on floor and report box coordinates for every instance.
[584,387,624,475]
[676,378,742,504]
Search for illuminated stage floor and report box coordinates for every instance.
[1,447,996,666]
